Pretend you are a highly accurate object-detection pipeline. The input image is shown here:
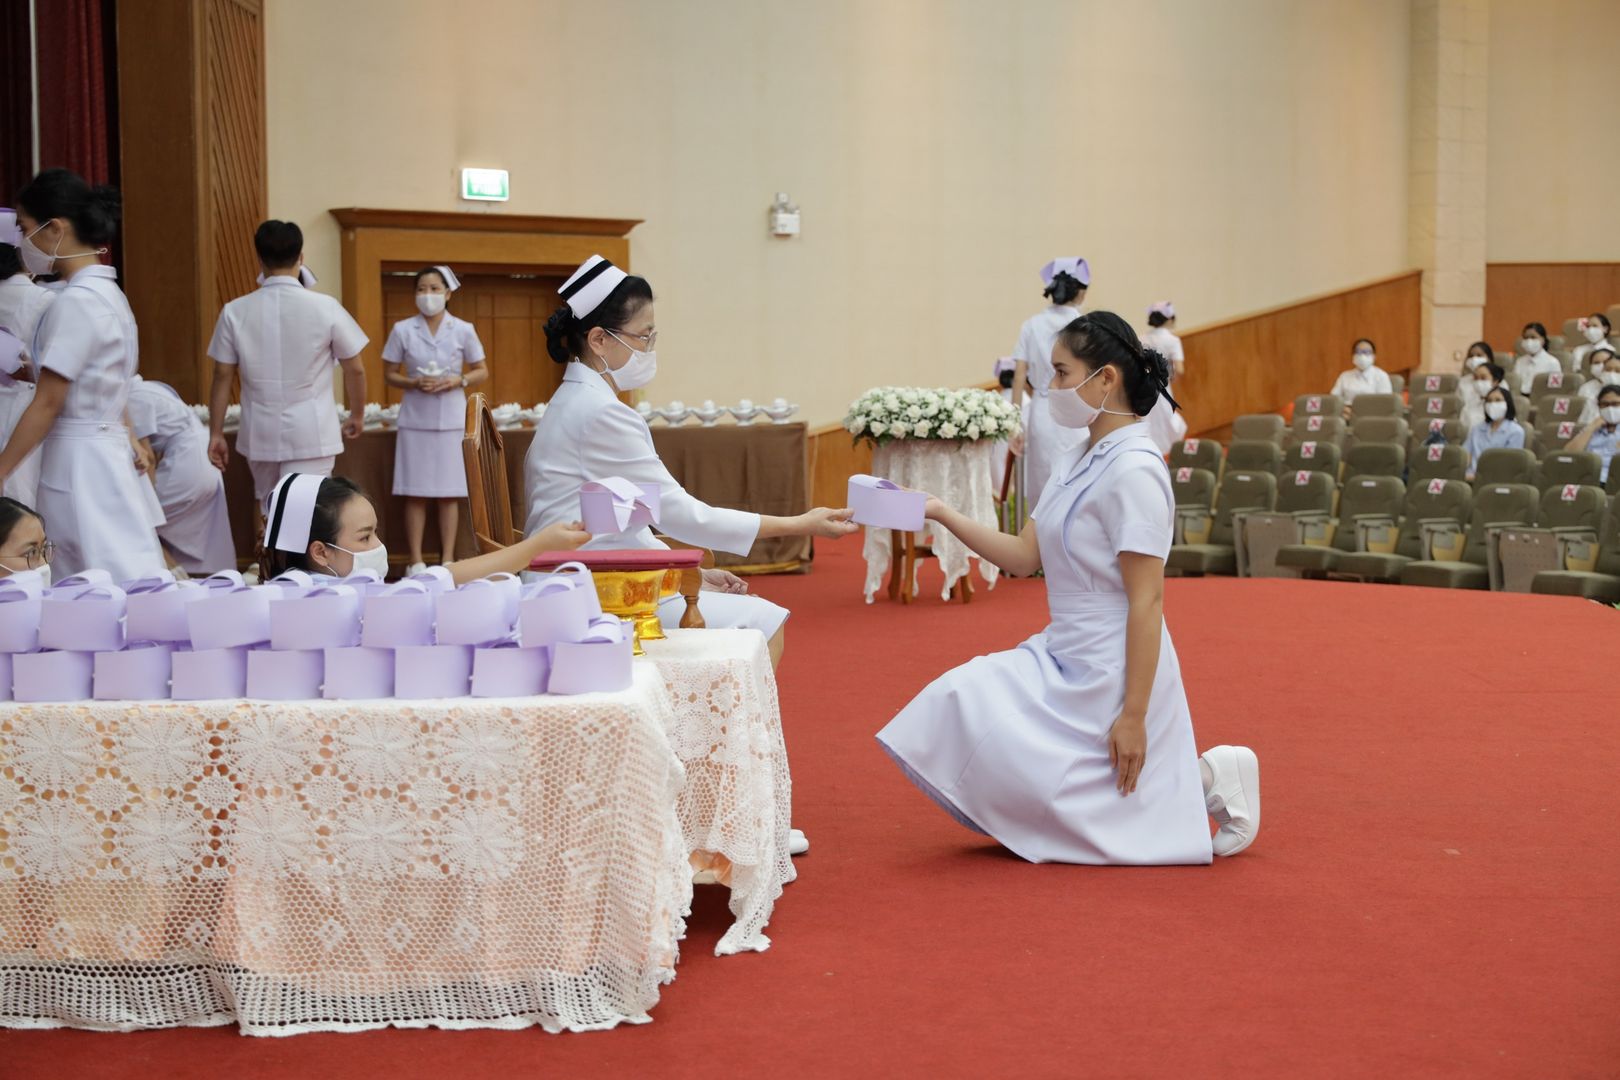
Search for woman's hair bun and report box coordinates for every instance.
[543,306,577,365]
[1130,348,1172,416]
[1043,271,1083,307]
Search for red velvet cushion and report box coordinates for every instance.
[529,548,704,572]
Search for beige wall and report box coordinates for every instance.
[1487,0,1620,261]
[266,0,1411,426]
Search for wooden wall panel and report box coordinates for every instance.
[809,422,872,510]
[1176,271,1422,436]
[1484,263,1620,349]
[204,0,267,378]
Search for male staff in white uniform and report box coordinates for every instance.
[206,220,368,503]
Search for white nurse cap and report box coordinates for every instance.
[264,472,327,553]
[1040,257,1090,288]
[991,357,1017,377]
[432,265,461,291]
[558,255,627,319]
[0,209,19,248]
[1148,300,1175,319]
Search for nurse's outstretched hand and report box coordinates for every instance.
[534,519,591,551]
[207,433,229,472]
[799,507,858,538]
[1108,712,1146,796]
[341,414,364,440]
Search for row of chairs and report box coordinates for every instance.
[1165,466,1620,600]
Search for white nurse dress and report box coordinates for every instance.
[383,312,482,498]
[0,273,55,505]
[129,376,236,574]
[876,421,1213,865]
[1014,304,1088,509]
[523,362,788,638]
[27,265,165,581]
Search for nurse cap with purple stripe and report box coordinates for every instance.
[1039,257,1090,288]
[264,473,327,554]
[1148,300,1175,319]
[558,255,628,318]
[0,209,20,248]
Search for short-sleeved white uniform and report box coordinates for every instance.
[877,422,1212,864]
[1013,304,1087,509]
[382,312,484,498]
[0,272,55,504]
[128,377,236,574]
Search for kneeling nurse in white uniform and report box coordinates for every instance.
[877,311,1261,865]
[0,170,164,581]
[524,255,855,658]
[128,375,236,574]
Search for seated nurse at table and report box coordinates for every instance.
[523,255,855,662]
[382,265,489,575]
[262,472,587,583]
[0,496,52,584]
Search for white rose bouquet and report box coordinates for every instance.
[844,386,1021,447]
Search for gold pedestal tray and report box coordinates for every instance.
[529,549,706,657]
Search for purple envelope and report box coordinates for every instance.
[435,575,521,645]
[848,474,926,532]
[322,645,396,699]
[471,639,551,697]
[13,650,94,702]
[125,580,204,644]
[247,648,324,700]
[548,619,634,695]
[39,584,128,653]
[362,579,436,648]
[579,477,661,535]
[270,584,362,650]
[93,643,174,701]
[518,575,595,648]
[0,573,44,653]
[186,585,272,649]
[394,644,473,699]
[171,647,249,700]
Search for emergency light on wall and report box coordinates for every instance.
[461,168,510,202]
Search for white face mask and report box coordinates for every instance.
[1484,400,1508,422]
[1047,365,1129,429]
[1603,372,1620,386]
[1592,364,1607,379]
[601,330,657,391]
[1585,325,1607,344]
[19,221,59,277]
[1464,355,1486,371]
[329,542,389,578]
[1521,337,1544,355]
[1353,351,1374,371]
[416,292,446,317]
[1472,379,1493,396]
[1601,406,1620,425]
[0,561,46,586]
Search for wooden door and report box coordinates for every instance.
[380,271,568,407]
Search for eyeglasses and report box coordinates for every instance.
[609,327,657,350]
[0,539,53,570]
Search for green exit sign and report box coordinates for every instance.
[461,168,509,202]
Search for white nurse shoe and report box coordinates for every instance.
[788,828,809,856]
[405,561,428,577]
[1201,745,1261,857]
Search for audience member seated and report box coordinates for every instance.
[1576,347,1619,423]
[1572,312,1616,372]
[1331,337,1393,414]
[1512,321,1560,397]
[1463,385,1524,480]
[1566,384,1620,485]
[1461,360,1505,432]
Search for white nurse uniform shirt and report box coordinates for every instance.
[1013,304,1086,509]
[0,273,55,504]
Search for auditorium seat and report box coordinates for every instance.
[1274,475,1405,578]
[1349,416,1410,447]
[1409,417,1466,454]
[1280,439,1341,480]
[1473,447,1536,486]
[1171,466,1217,523]
[1231,414,1287,444]
[1286,414,1347,448]
[1234,470,1336,577]
[1535,395,1582,426]
[1494,486,1608,593]
[1398,482,1539,590]
[1536,418,1584,452]
[1333,478,1473,583]
[1167,470,1277,577]
[1408,443,1469,485]
[1530,371,1582,401]
[1293,393,1342,421]
[1531,494,1620,603]
[1413,372,1459,396]
[1536,450,1602,490]
[1609,469,1620,498]
[1342,442,1406,481]
[1225,439,1283,474]
[1169,437,1224,479]
[1412,393,1460,421]
[1350,393,1402,419]
[1389,373,1406,396]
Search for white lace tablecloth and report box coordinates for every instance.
[0,667,690,1036]
[642,629,791,956]
[861,440,1002,601]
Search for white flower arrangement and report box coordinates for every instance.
[843,386,1021,446]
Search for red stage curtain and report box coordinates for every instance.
[31,0,119,187]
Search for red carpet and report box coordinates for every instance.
[5,538,1619,1078]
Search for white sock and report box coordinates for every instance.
[1199,757,1213,794]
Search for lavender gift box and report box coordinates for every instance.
[171,646,249,700]
[247,648,324,700]
[517,573,596,648]
[186,585,273,649]
[579,477,661,536]
[199,570,245,591]
[48,570,114,597]
[93,643,174,701]
[548,618,634,695]
[435,574,521,645]
[0,571,46,653]
[847,474,926,532]
[362,579,436,648]
[270,584,362,650]
[322,645,396,699]
[471,638,551,697]
[340,569,390,597]
[39,584,128,653]
[13,650,95,702]
[0,651,13,701]
[405,566,456,595]
[124,577,204,644]
[264,569,317,601]
[394,643,473,699]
